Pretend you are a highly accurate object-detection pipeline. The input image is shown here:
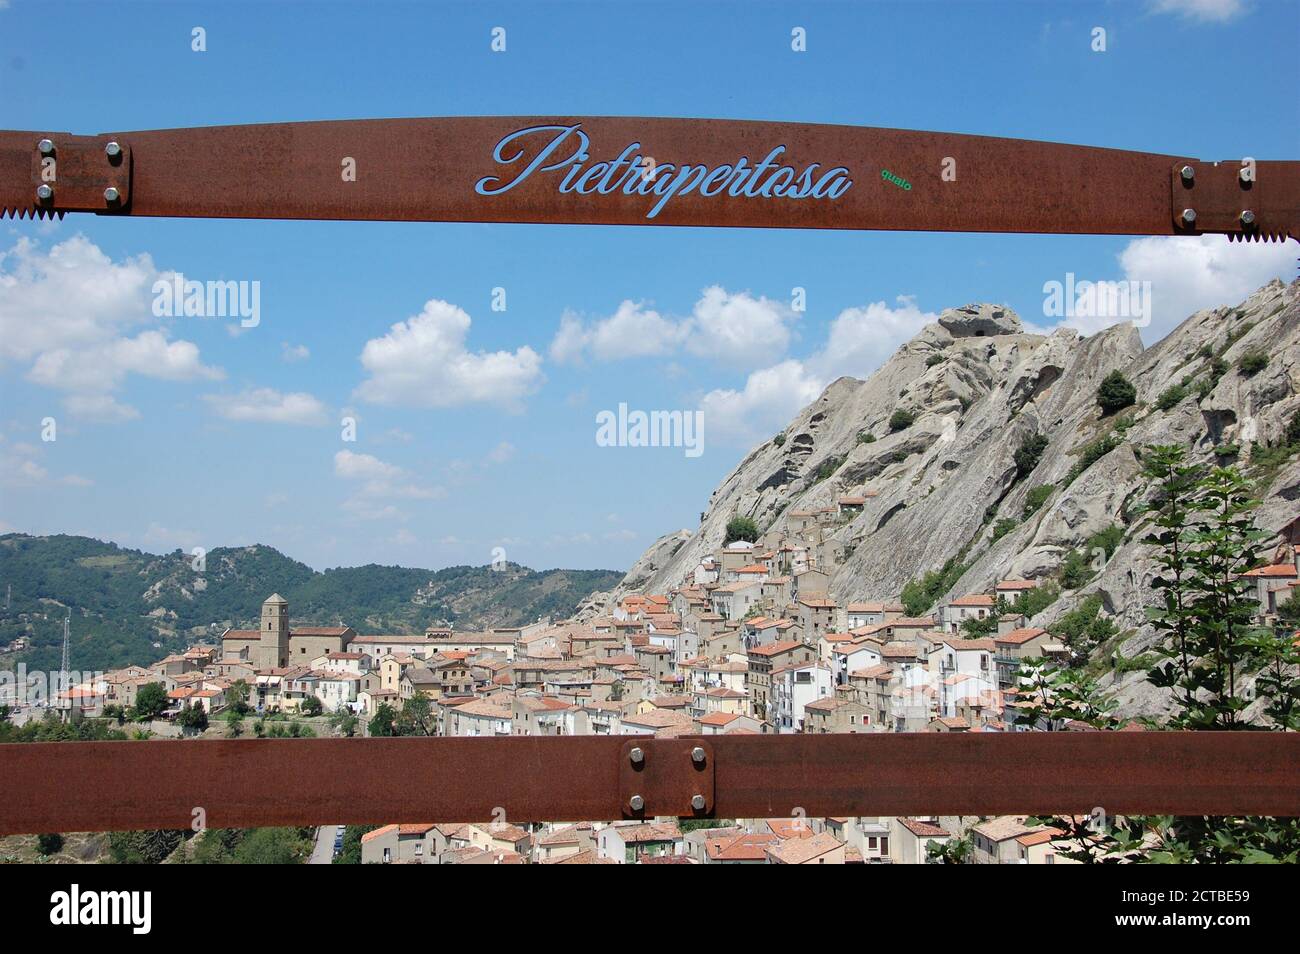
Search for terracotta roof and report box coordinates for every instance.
[898,817,949,838]
[749,639,806,657]
[949,594,995,607]
[698,711,740,726]
[767,831,843,864]
[1242,564,1299,578]
[995,627,1049,645]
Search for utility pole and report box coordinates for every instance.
[60,613,70,721]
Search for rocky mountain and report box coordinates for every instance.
[0,534,621,672]
[612,278,1300,715]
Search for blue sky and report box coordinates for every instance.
[1,0,1297,573]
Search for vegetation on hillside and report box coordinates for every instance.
[0,534,621,672]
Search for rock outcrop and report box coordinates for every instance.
[612,278,1300,715]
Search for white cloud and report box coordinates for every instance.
[205,388,328,426]
[334,449,404,482]
[28,331,222,392]
[487,441,515,464]
[699,296,938,446]
[333,449,443,502]
[355,299,543,410]
[699,359,825,448]
[0,236,223,420]
[1047,235,1295,340]
[1150,0,1245,23]
[281,342,310,362]
[63,393,140,422]
[812,296,937,381]
[550,286,797,369]
[0,440,92,488]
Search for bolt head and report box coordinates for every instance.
[103,187,120,203]
[1240,210,1256,226]
[628,794,645,812]
[629,746,644,765]
[1181,208,1197,225]
[105,141,122,158]
[35,184,53,201]
[1179,164,1194,182]
[691,794,706,811]
[38,138,54,156]
[691,746,706,764]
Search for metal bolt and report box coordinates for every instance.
[629,746,644,765]
[103,187,120,204]
[1179,165,1194,183]
[1239,167,1252,185]
[35,184,53,201]
[105,141,122,159]
[1240,210,1256,226]
[1181,208,1197,225]
[628,794,645,812]
[38,138,54,156]
[691,794,706,811]
[691,746,706,764]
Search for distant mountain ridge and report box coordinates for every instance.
[0,534,621,672]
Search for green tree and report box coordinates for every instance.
[232,827,311,864]
[1022,484,1054,518]
[368,702,398,737]
[36,833,64,856]
[889,409,916,432]
[224,709,245,738]
[109,829,183,864]
[927,835,972,864]
[176,701,208,731]
[397,693,436,736]
[1096,370,1136,415]
[299,696,323,717]
[723,516,759,545]
[328,705,359,738]
[333,824,377,864]
[226,679,250,715]
[1014,433,1049,479]
[1238,349,1268,376]
[1155,384,1187,411]
[1033,448,1300,862]
[134,682,168,720]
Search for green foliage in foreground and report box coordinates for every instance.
[1019,447,1300,862]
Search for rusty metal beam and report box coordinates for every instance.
[1,733,1296,835]
[3,119,1297,241]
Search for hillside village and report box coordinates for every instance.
[4,282,1297,864]
[11,493,1297,864]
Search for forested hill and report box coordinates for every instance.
[0,534,621,672]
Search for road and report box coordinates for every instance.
[309,825,339,864]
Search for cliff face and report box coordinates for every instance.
[614,278,1300,713]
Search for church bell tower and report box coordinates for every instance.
[258,593,289,669]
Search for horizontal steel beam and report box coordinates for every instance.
[1,733,1297,835]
